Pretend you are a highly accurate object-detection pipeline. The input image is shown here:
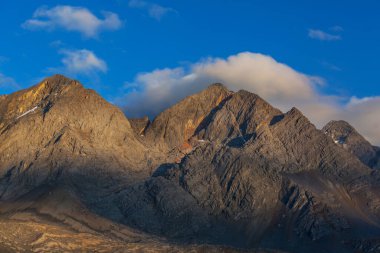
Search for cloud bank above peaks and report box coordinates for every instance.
[23,5,122,38]
[119,52,380,145]
[120,52,327,118]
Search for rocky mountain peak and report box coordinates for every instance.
[323,120,355,137]
[144,83,232,151]
[43,74,78,87]
[0,75,83,122]
[0,74,149,199]
[204,82,228,92]
[288,106,303,116]
[194,89,282,143]
[24,74,80,101]
[323,120,379,168]
[280,107,310,126]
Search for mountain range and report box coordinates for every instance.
[0,74,379,252]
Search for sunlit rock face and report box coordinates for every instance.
[0,75,380,253]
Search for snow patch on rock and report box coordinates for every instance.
[16,106,38,119]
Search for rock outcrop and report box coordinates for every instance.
[129,116,150,136]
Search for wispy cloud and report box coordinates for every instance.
[22,5,122,38]
[49,49,107,77]
[321,61,342,71]
[49,40,65,48]
[117,52,380,145]
[0,72,19,94]
[129,0,176,20]
[330,26,344,32]
[308,29,342,41]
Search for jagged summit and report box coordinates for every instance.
[324,120,355,135]
[323,120,380,168]
[144,82,232,150]
[32,74,84,98]
[20,74,80,97]
[288,106,304,116]
[0,74,81,120]
[44,73,77,85]
[205,82,228,91]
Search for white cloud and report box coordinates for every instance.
[119,52,325,118]
[308,29,341,41]
[118,52,380,145]
[129,0,175,20]
[50,49,107,76]
[22,5,122,38]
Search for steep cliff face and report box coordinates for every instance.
[0,76,380,253]
[129,116,150,136]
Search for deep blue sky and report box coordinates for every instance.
[0,0,379,100]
